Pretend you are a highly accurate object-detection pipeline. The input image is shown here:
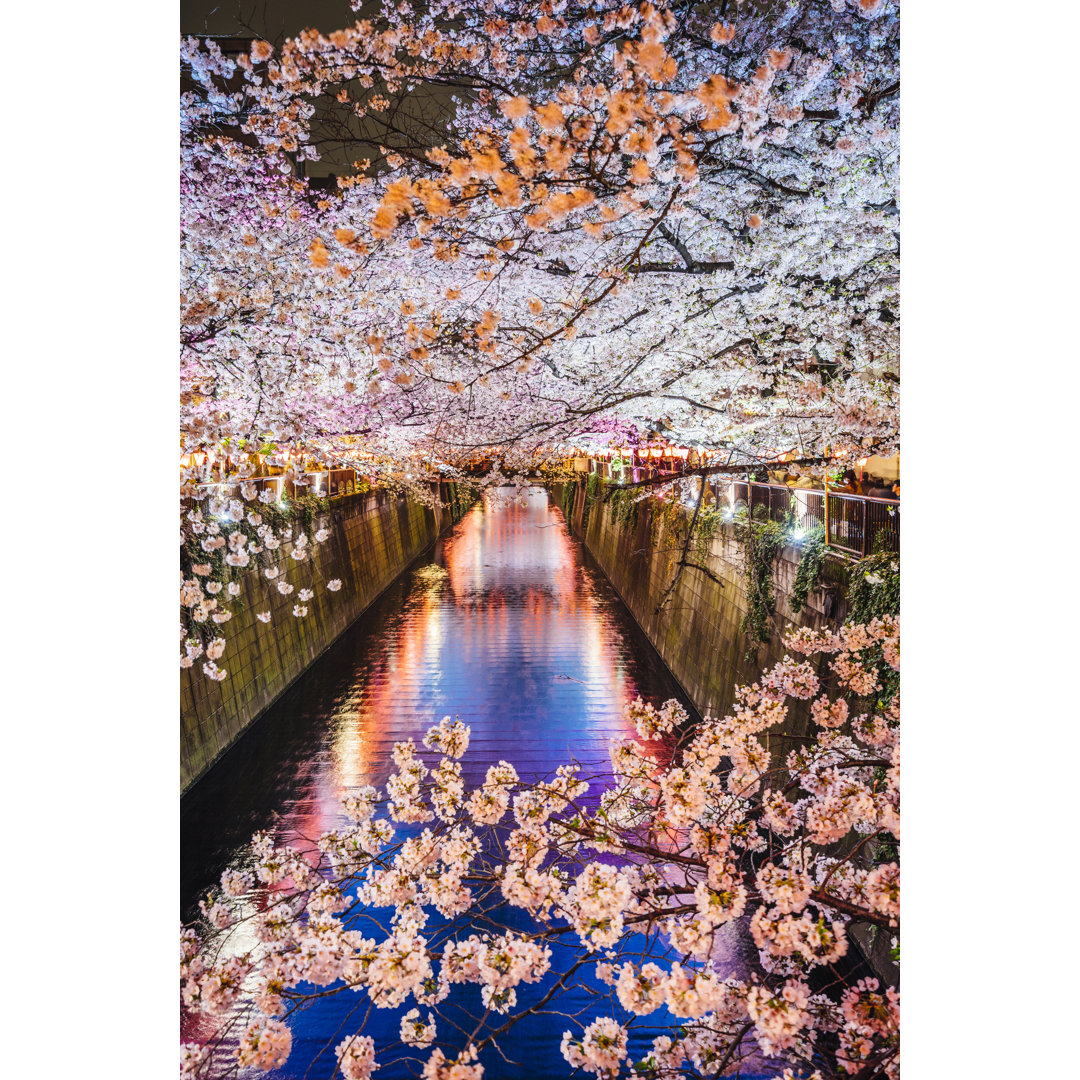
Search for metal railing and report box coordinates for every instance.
[586,461,900,558]
[706,479,899,557]
[189,468,367,502]
[588,460,684,483]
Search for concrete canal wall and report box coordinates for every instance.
[556,480,899,987]
[555,480,848,729]
[180,486,469,793]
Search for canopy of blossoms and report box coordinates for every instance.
[181,0,899,479]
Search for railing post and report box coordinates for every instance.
[862,499,869,557]
[823,474,830,549]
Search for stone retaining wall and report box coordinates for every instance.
[555,480,848,745]
[180,486,466,793]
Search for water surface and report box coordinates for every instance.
[182,487,764,1077]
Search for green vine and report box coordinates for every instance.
[736,509,788,658]
[649,496,687,552]
[846,551,900,699]
[256,491,329,535]
[583,472,601,527]
[846,552,900,624]
[691,504,722,563]
[628,493,720,569]
[561,481,575,518]
[790,523,827,614]
[607,486,640,532]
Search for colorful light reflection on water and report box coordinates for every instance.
[182,487,766,1078]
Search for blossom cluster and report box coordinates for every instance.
[181,615,899,1078]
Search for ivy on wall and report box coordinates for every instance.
[583,472,601,528]
[649,495,687,554]
[583,485,895,667]
[691,504,722,564]
[847,552,900,624]
[561,481,575,519]
[257,492,332,535]
[790,523,828,614]
[847,551,900,700]
[736,509,788,658]
[607,486,640,532]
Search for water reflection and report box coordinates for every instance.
[182,487,764,1077]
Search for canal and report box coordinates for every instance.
[182,486,764,1078]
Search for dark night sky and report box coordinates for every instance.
[180,1,452,178]
[181,0,377,41]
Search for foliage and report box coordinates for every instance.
[691,504,723,564]
[606,486,640,533]
[790,523,828,614]
[257,492,330,535]
[182,620,900,1080]
[648,495,688,553]
[561,480,576,519]
[847,553,901,625]
[736,511,788,657]
[845,552,900,697]
[583,472,602,527]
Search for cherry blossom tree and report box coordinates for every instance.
[181,0,899,473]
[182,615,899,1079]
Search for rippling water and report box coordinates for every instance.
[182,486,765,1078]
